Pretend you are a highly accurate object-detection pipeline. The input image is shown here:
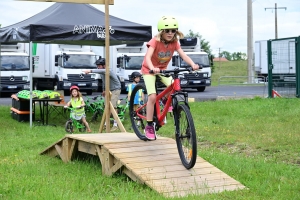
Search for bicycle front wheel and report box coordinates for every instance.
[129,84,148,141]
[174,104,197,169]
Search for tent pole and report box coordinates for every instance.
[0,43,1,98]
[29,41,33,127]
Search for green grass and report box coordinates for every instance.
[1,96,300,199]
[211,60,248,86]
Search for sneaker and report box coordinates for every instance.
[111,126,119,132]
[144,125,156,140]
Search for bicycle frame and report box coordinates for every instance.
[135,74,188,127]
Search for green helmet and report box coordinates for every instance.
[17,90,30,99]
[49,91,60,99]
[38,91,49,99]
[43,90,53,95]
[157,16,178,31]
[33,90,41,99]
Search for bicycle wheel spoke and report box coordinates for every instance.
[175,104,197,169]
[129,84,148,141]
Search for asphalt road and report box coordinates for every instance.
[0,85,268,106]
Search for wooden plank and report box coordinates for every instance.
[40,137,65,155]
[95,145,104,165]
[67,133,140,144]
[63,138,76,162]
[54,144,64,162]
[131,162,219,175]
[68,139,77,161]
[120,153,180,163]
[163,184,245,198]
[41,146,59,157]
[150,179,243,193]
[78,141,97,155]
[101,146,116,176]
[144,172,234,185]
[107,144,177,154]
[123,168,143,184]
[125,158,214,169]
[67,133,173,145]
[143,173,240,190]
[109,160,123,174]
[113,148,179,159]
[104,138,174,149]
[134,165,222,178]
[125,159,182,169]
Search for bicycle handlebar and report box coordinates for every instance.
[64,105,84,110]
[149,66,202,75]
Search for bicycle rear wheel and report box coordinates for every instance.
[65,119,74,133]
[129,84,148,141]
[174,104,197,169]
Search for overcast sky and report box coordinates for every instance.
[0,0,299,56]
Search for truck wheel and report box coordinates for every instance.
[86,90,93,95]
[197,87,206,92]
[64,90,69,96]
[121,89,127,94]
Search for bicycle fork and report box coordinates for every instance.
[172,92,190,136]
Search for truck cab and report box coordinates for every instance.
[55,50,98,95]
[114,43,147,93]
[0,43,30,94]
[30,44,98,95]
[172,37,212,92]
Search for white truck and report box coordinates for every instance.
[171,37,212,92]
[255,39,296,84]
[113,42,148,93]
[0,43,30,94]
[29,44,98,95]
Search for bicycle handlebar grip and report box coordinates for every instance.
[149,69,166,74]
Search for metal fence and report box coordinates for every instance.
[267,37,300,98]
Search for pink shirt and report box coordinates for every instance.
[141,38,181,75]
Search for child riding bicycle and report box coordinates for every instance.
[141,16,199,140]
[64,85,92,133]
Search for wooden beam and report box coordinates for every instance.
[17,0,114,4]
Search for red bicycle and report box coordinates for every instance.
[129,67,197,169]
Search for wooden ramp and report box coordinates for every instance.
[40,133,245,197]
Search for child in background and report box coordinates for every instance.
[127,71,144,111]
[64,85,92,133]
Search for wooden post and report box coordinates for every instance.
[98,0,126,133]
